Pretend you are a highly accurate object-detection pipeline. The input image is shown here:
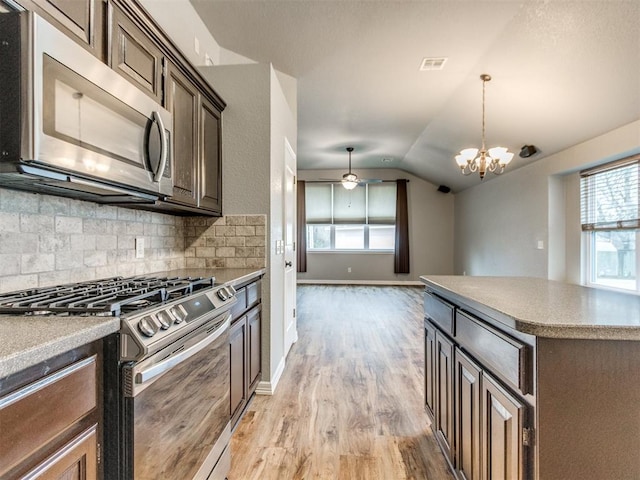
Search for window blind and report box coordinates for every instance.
[305,182,399,225]
[305,184,332,224]
[368,183,397,224]
[580,155,640,231]
[333,185,366,224]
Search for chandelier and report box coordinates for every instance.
[455,74,513,179]
[342,147,358,190]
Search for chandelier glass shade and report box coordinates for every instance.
[342,147,359,190]
[455,74,514,179]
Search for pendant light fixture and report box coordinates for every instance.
[342,147,358,190]
[455,74,514,179]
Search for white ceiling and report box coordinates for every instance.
[190,0,640,192]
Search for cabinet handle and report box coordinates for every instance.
[285,261,292,268]
[150,111,168,183]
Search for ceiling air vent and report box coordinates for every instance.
[419,57,447,71]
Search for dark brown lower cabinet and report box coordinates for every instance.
[482,373,526,480]
[23,426,97,480]
[424,321,436,419]
[0,342,102,479]
[230,315,248,427]
[229,304,262,429]
[434,331,454,463]
[455,348,481,480]
[247,306,261,393]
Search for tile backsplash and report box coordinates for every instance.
[184,215,266,269]
[0,188,266,293]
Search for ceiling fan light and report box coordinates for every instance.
[343,172,357,182]
[342,179,358,190]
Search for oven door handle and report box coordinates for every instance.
[135,313,231,387]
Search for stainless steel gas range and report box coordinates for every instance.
[0,274,235,480]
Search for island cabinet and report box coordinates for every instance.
[424,291,533,480]
[423,278,640,480]
[229,279,262,429]
[0,341,103,480]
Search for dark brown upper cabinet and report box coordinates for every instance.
[9,0,226,215]
[165,62,199,207]
[199,95,222,214]
[109,2,164,103]
[164,61,223,214]
[20,0,105,60]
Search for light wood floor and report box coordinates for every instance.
[228,285,454,480]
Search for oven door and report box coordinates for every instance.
[122,313,231,480]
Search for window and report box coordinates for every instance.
[305,183,396,251]
[581,155,640,293]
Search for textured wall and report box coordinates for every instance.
[454,120,640,281]
[0,188,185,293]
[297,168,455,282]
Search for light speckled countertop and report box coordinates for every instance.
[0,268,265,379]
[420,276,640,340]
[0,316,119,378]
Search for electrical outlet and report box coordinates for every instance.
[135,237,144,259]
[537,240,544,250]
[347,267,352,273]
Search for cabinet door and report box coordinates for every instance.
[109,3,163,103]
[22,426,97,480]
[455,348,482,480]
[435,331,454,463]
[28,0,104,60]
[482,374,527,480]
[424,320,436,420]
[230,317,248,428]
[165,62,199,206]
[198,95,222,213]
[247,307,261,394]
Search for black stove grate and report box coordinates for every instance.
[0,275,216,316]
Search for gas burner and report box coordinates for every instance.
[0,274,217,317]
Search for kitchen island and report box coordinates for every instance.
[421,275,640,480]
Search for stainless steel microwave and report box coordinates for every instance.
[0,11,173,203]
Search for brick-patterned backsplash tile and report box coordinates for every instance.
[0,189,266,293]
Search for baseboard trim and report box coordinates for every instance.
[297,279,423,286]
[255,355,286,396]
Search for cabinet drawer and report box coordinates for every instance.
[247,280,261,309]
[0,356,97,477]
[456,312,530,395]
[424,292,454,336]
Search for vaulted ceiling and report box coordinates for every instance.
[191,0,640,192]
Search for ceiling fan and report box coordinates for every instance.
[325,147,383,190]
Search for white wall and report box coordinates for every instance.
[297,168,455,283]
[454,120,640,282]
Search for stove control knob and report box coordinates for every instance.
[217,288,228,301]
[171,306,187,324]
[156,311,173,330]
[138,316,158,337]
